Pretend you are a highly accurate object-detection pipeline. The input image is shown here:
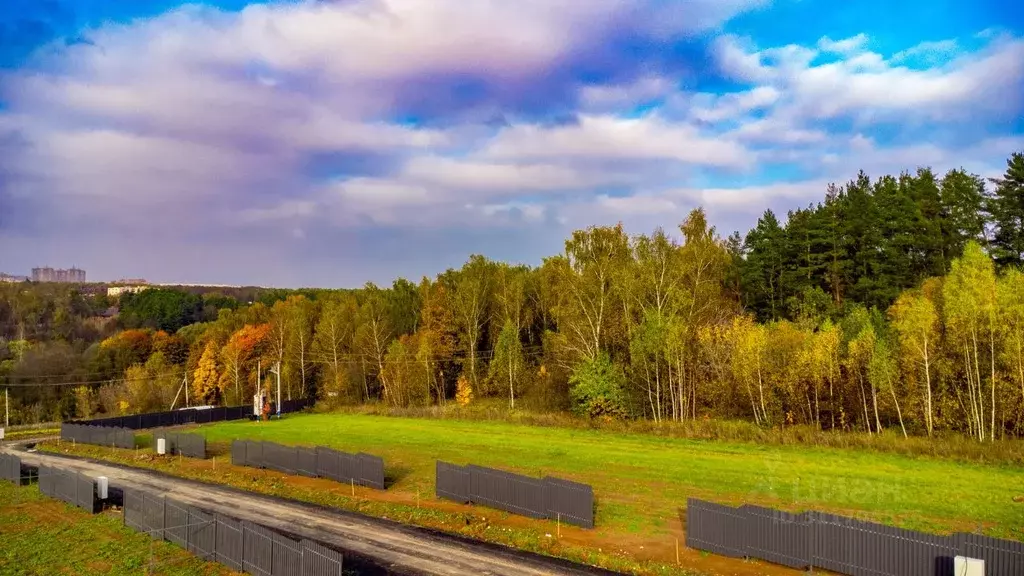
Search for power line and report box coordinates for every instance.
[2,370,185,388]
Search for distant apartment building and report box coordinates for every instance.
[107,282,150,297]
[31,266,86,283]
[0,273,28,283]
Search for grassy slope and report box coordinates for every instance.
[0,482,235,576]
[196,413,1024,540]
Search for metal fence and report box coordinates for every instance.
[68,399,313,431]
[686,498,1024,576]
[0,453,26,485]
[60,423,135,449]
[122,487,344,576]
[435,461,595,529]
[153,431,207,459]
[231,440,386,490]
[72,405,251,430]
[35,464,98,513]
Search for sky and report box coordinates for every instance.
[0,0,1022,288]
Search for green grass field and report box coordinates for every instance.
[195,412,1024,541]
[0,482,235,576]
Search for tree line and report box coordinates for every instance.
[1,152,1022,439]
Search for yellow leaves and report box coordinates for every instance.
[456,374,473,406]
[192,340,221,404]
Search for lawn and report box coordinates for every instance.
[0,482,235,576]
[194,412,1024,541]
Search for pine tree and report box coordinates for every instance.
[743,210,786,321]
[988,152,1024,267]
[939,168,987,270]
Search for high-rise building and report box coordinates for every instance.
[31,266,86,283]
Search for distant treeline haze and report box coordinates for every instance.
[2,152,1023,440]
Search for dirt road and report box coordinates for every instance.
[3,442,622,576]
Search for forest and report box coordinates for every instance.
[1,151,1023,440]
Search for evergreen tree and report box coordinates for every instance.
[743,210,786,321]
[988,152,1024,267]
[906,168,945,278]
[939,168,988,269]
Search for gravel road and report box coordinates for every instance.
[2,441,624,576]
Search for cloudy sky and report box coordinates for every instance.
[1,0,1022,287]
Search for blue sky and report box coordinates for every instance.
[1,0,1022,287]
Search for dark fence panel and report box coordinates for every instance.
[188,507,217,562]
[435,461,469,503]
[143,492,165,540]
[436,463,594,529]
[543,476,594,529]
[164,498,190,549]
[742,505,810,570]
[264,442,298,475]
[0,453,21,484]
[316,447,341,481]
[118,488,347,576]
[356,453,385,490]
[232,440,248,466]
[59,423,135,449]
[76,474,97,513]
[37,464,52,496]
[296,447,318,478]
[247,441,266,469]
[63,400,311,432]
[123,489,145,532]
[688,498,1024,576]
[242,521,275,576]
[216,514,245,572]
[685,498,748,559]
[301,540,344,576]
[957,532,1024,575]
[811,511,956,576]
[272,531,302,576]
[232,441,386,491]
[467,465,546,520]
[155,431,207,459]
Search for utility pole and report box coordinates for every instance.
[184,372,190,408]
[268,362,281,418]
[5,387,8,429]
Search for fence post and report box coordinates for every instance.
[557,513,561,538]
[351,478,355,497]
[675,537,679,565]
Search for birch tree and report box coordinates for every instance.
[889,291,939,436]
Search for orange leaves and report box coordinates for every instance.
[226,323,272,357]
[100,329,152,356]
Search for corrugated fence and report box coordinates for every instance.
[231,440,386,490]
[35,463,98,513]
[0,453,26,485]
[686,497,1024,576]
[123,487,344,576]
[436,461,595,529]
[63,398,314,432]
[60,423,135,449]
[153,431,207,459]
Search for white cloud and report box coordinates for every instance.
[579,75,675,111]
[713,33,1024,122]
[817,33,869,54]
[482,114,753,167]
[892,39,961,64]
